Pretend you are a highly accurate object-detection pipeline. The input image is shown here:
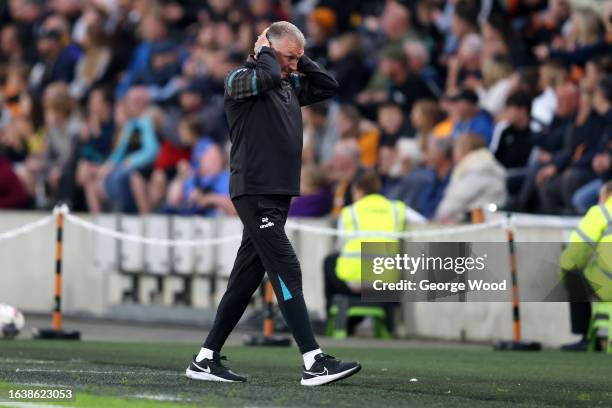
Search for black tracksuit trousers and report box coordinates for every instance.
[204,194,319,354]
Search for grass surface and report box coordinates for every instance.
[0,340,611,407]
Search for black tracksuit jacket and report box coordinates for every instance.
[224,46,339,198]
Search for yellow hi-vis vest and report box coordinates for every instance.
[335,194,406,284]
[560,196,612,301]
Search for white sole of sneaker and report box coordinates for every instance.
[185,368,241,382]
[300,364,361,386]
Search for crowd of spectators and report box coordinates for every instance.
[0,0,610,223]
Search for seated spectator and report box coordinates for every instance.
[435,132,507,223]
[28,15,82,98]
[387,137,453,219]
[69,22,112,101]
[378,138,422,196]
[378,102,410,149]
[572,76,612,214]
[403,39,443,98]
[530,59,567,133]
[537,86,603,215]
[327,33,370,103]
[0,151,30,209]
[132,40,183,104]
[41,82,82,207]
[288,163,332,217]
[472,54,515,117]
[432,93,459,139]
[409,99,444,160]
[516,82,580,211]
[491,92,535,194]
[145,109,194,212]
[165,140,233,216]
[534,7,608,67]
[151,79,221,201]
[446,33,483,94]
[449,89,494,145]
[302,101,337,165]
[76,88,115,214]
[0,24,30,65]
[329,139,361,217]
[1,64,30,129]
[115,14,169,99]
[101,87,159,213]
[357,45,435,117]
[0,65,33,163]
[336,104,380,168]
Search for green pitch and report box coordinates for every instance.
[0,340,611,407]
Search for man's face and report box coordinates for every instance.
[556,84,579,117]
[270,36,304,78]
[456,100,475,120]
[424,141,447,169]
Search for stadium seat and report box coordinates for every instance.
[587,302,612,354]
[93,215,118,273]
[193,218,215,275]
[216,217,242,278]
[144,215,170,275]
[172,216,196,275]
[326,295,392,340]
[118,216,144,273]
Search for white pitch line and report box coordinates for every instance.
[0,402,75,408]
[129,393,188,402]
[0,359,56,365]
[9,382,72,389]
[14,368,181,376]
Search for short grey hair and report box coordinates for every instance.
[267,21,306,48]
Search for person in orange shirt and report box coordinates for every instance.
[335,104,380,167]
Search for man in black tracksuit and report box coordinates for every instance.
[185,22,362,386]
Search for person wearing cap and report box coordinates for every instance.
[448,89,494,146]
[28,16,82,97]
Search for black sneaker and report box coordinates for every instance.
[185,353,246,382]
[560,339,588,352]
[301,353,361,386]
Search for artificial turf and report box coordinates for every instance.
[0,340,611,407]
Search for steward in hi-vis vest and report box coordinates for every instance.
[335,172,406,287]
[560,180,612,302]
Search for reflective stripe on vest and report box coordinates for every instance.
[350,205,360,232]
[600,204,612,237]
[576,227,597,248]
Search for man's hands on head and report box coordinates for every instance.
[254,28,271,56]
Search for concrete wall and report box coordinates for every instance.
[0,210,579,347]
